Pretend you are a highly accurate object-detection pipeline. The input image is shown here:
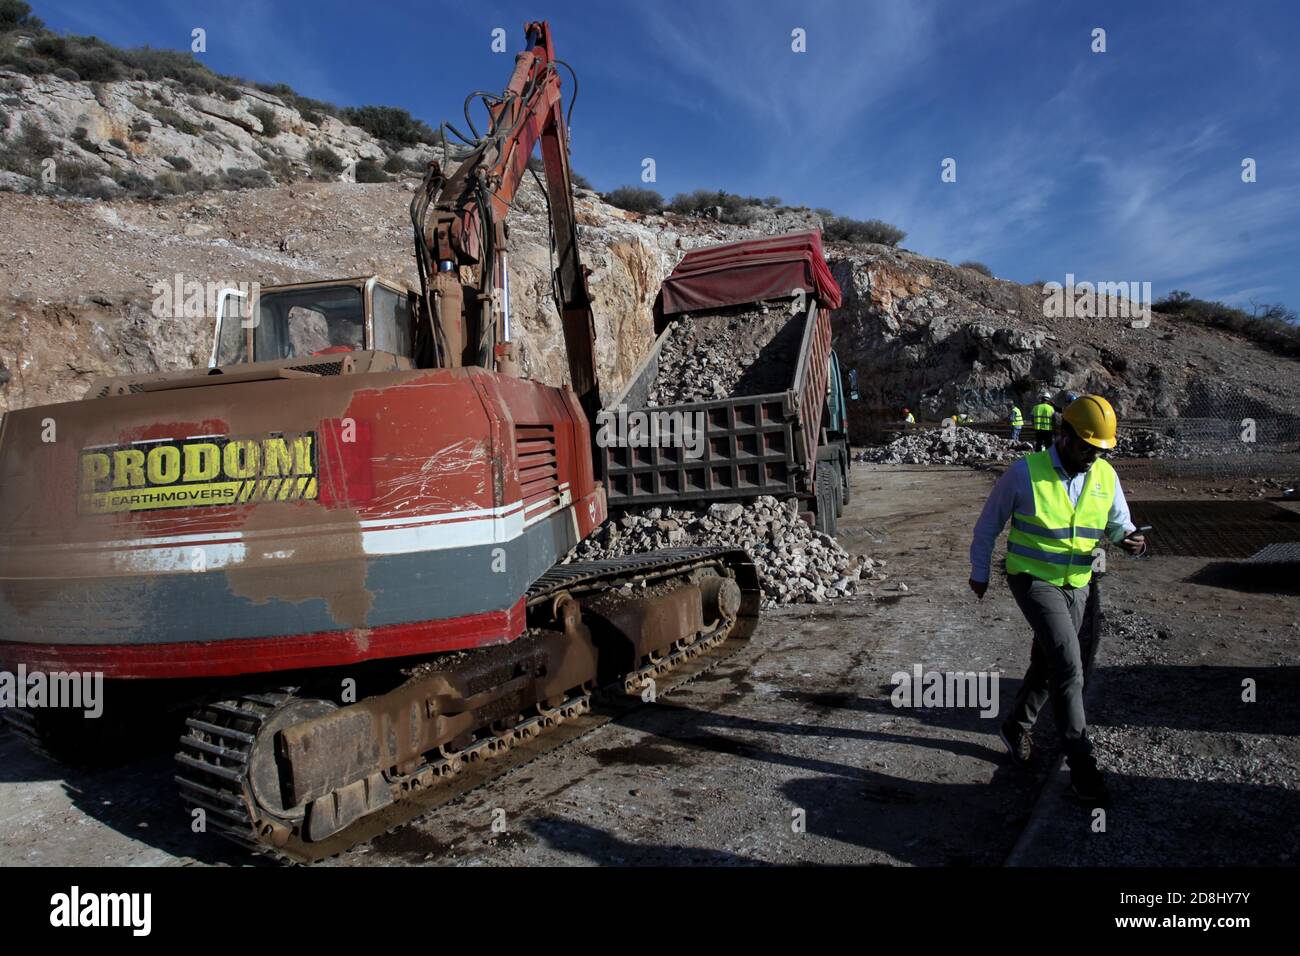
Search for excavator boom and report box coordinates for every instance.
[411,21,600,433]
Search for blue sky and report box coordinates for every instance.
[31,0,1300,311]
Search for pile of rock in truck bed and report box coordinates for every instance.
[856,426,1030,465]
[563,496,883,607]
[647,304,804,406]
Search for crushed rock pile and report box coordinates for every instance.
[855,426,1031,465]
[648,305,802,405]
[563,496,882,607]
[1112,431,1195,459]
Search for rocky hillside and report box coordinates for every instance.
[829,245,1300,438]
[1,61,1297,439]
[0,65,439,195]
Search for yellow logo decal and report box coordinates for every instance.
[79,433,317,514]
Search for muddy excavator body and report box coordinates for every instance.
[0,22,761,859]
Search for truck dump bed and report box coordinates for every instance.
[601,231,839,510]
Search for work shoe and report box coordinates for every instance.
[998,721,1033,767]
[1067,754,1111,807]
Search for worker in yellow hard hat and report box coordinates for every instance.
[968,394,1146,808]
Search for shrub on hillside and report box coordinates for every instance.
[15,119,47,155]
[339,105,436,146]
[0,121,56,182]
[0,0,43,31]
[666,189,765,223]
[354,158,388,183]
[221,166,272,189]
[112,168,151,196]
[821,216,906,247]
[307,145,345,176]
[163,154,191,171]
[571,170,593,190]
[248,105,279,137]
[605,185,663,214]
[959,260,993,277]
[142,103,198,136]
[383,153,411,174]
[1153,291,1300,357]
[56,159,112,198]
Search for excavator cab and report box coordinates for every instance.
[211,276,417,367]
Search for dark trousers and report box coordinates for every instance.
[1005,573,1092,760]
[1033,428,1052,450]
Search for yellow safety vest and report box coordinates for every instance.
[1032,403,1054,430]
[1005,450,1116,588]
[1010,407,1023,426]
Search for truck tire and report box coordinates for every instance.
[840,453,851,506]
[833,463,844,517]
[814,460,838,537]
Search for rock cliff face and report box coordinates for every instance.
[0,68,426,191]
[826,244,1300,439]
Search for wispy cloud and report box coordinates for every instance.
[635,1,944,159]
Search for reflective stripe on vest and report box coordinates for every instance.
[1032,403,1054,430]
[1010,408,1023,426]
[1005,450,1116,588]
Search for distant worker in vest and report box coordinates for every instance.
[903,407,916,426]
[1031,392,1055,451]
[1009,405,1024,441]
[969,395,1147,807]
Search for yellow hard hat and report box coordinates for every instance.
[1063,394,1118,449]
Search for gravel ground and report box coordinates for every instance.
[1,464,1294,867]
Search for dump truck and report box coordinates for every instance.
[600,231,851,534]
[0,22,760,862]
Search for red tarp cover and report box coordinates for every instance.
[658,230,843,315]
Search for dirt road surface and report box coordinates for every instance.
[2,461,1295,866]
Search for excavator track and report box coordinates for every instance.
[175,547,760,864]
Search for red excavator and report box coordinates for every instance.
[0,22,759,861]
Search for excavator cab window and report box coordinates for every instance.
[259,286,364,360]
[371,284,413,358]
[211,280,417,366]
